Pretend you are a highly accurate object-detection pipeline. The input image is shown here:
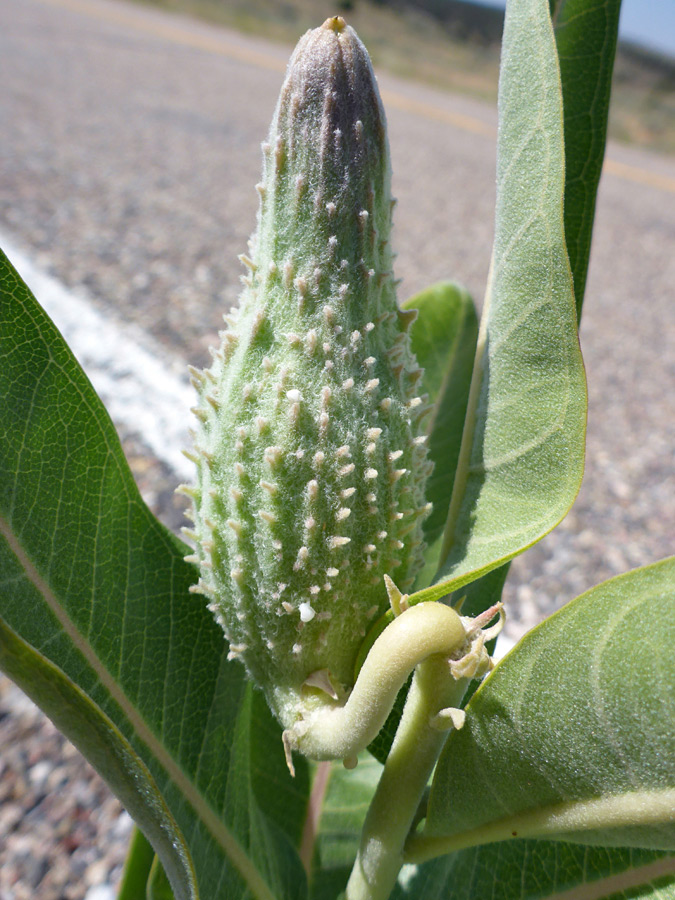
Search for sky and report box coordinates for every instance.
[470,0,675,59]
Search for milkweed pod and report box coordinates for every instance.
[182,17,432,734]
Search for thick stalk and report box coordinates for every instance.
[345,655,467,900]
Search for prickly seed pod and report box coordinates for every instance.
[182,17,432,735]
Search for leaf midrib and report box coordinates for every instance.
[0,513,277,900]
[408,787,675,863]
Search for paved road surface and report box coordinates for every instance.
[1,0,674,895]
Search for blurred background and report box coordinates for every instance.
[140,0,675,152]
[1,0,674,897]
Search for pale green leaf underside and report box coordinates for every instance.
[423,557,675,855]
[417,0,586,604]
[0,249,308,900]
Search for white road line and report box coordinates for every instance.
[2,231,196,482]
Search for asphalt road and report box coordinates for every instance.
[1,0,674,895]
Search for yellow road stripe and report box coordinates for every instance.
[381,89,496,138]
[37,0,288,72]
[605,157,675,194]
[34,0,675,195]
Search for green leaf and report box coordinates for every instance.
[411,0,621,687]
[412,0,622,706]
[403,282,478,554]
[416,0,586,603]
[0,248,309,900]
[552,0,622,318]
[309,755,383,900]
[443,0,624,689]
[395,840,675,900]
[0,617,195,899]
[422,557,675,854]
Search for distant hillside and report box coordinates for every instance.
[135,0,675,153]
[373,0,505,44]
[352,0,675,152]
[617,40,675,84]
[611,41,675,150]
[391,0,675,69]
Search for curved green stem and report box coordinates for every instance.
[287,602,466,762]
[345,655,468,900]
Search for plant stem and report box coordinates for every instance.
[345,655,467,900]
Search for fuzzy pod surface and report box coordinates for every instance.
[184,17,433,732]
